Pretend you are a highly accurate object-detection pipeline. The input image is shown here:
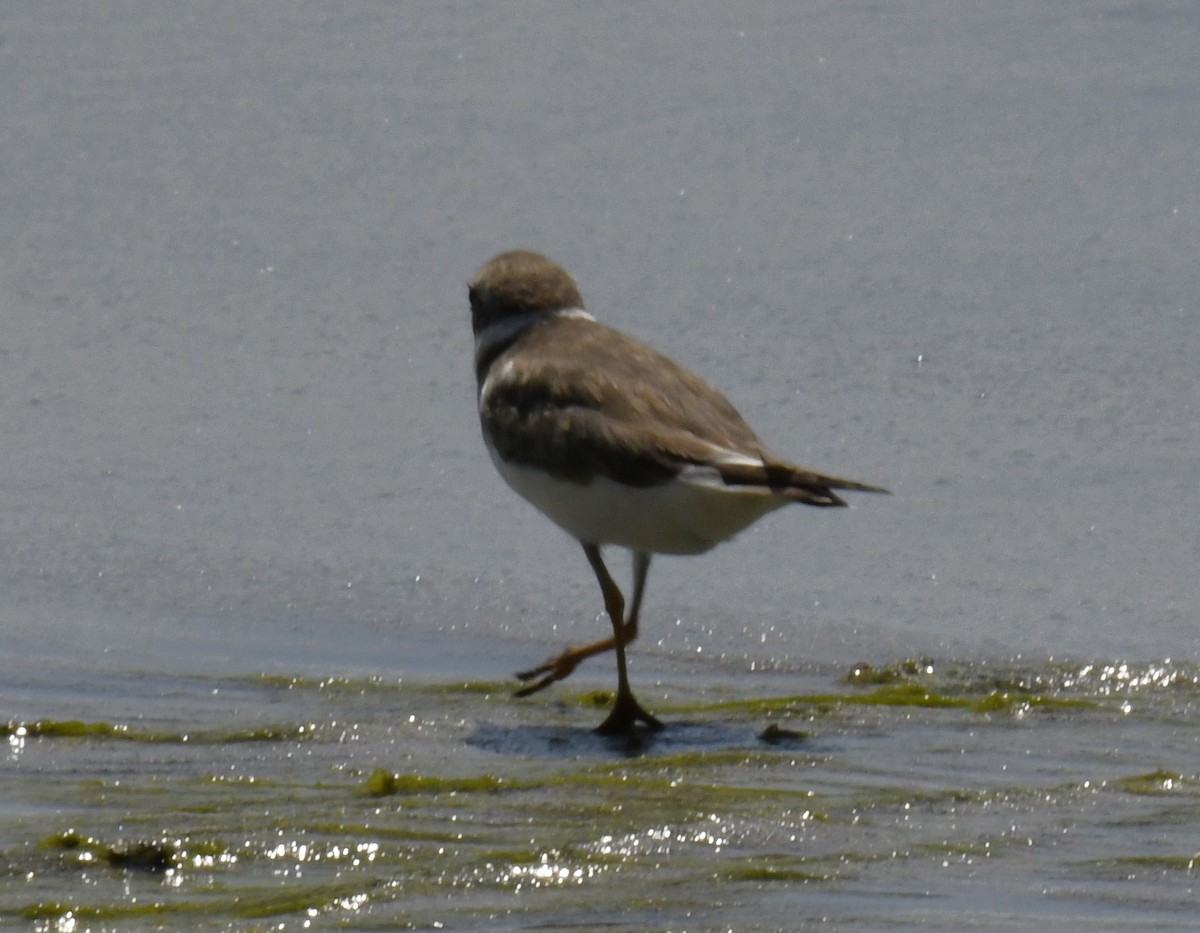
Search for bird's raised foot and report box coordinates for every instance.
[594,690,664,736]
[514,649,581,697]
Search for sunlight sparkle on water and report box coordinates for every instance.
[502,851,599,890]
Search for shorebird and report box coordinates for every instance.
[470,250,887,734]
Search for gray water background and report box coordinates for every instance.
[3,2,1197,674]
[1,3,1198,929]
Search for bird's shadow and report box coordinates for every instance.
[467,716,808,760]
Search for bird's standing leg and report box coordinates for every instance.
[514,550,651,697]
[624,550,650,645]
[583,545,662,734]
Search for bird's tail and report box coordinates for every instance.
[716,458,890,507]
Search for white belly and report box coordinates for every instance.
[487,444,787,555]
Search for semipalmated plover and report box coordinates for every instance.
[470,249,887,734]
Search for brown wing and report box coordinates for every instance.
[483,316,763,484]
[483,315,889,502]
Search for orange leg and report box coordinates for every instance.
[586,546,661,734]
[516,547,662,732]
[515,548,649,694]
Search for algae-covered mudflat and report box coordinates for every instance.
[4,656,1197,930]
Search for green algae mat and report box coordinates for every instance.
[3,659,1199,930]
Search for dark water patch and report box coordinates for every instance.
[466,715,778,760]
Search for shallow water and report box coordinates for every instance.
[4,650,1198,931]
[3,1,1199,929]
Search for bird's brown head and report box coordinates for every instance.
[468,250,585,336]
